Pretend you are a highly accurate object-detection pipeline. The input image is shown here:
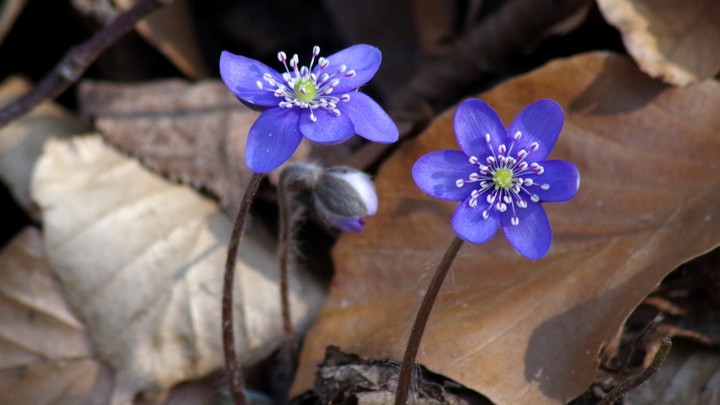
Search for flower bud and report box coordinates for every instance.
[313,167,378,232]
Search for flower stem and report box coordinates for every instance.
[222,173,263,405]
[598,337,672,405]
[394,236,464,404]
[277,171,299,376]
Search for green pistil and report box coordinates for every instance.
[294,77,317,102]
[493,168,513,189]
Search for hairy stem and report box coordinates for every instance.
[277,171,298,373]
[0,0,174,128]
[395,236,464,404]
[222,173,263,405]
[598,337,672,405]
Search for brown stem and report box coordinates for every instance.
[598,337,672,405]
[395,236,464,404]
[277,171,297,371]
[0,0,173,128]
[222,173,263,405]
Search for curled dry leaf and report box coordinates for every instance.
[31,135,325,405]
[625,341,720,404]
[0,228,113,405]
[597,0,720,86]
[0,76,87,218]
[294,52,720,404]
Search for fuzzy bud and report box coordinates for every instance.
[313,167,378,232]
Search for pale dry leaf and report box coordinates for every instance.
[597,0,720,86]
[0,228,113,405]
[625,341,720,405]
[30,135,325,405]
[294,52,720,404]
[0,76,87,218]
[114,0,207,79]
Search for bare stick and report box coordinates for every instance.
[395,236,464,404]
[222,173,263,405]
[277,171,298,369]
[0,0,173,128]
[598,337,673,405]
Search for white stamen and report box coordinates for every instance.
[540,184,550,190]
[498,144,507,155]
[511,216,519,226]
[340,94,351,102]
[469,156,479,164]
[513,131,522,140]
[482,210,489,219]
[485,133,491,143]
[256,81,263,90]
[530,142,540,151]
[531,194,540,203]
[456,179,465,188]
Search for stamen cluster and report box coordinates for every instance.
[455,132,549,226]
[255,46,356,122]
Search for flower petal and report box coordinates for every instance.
[299,109,355,144]
[412,150,477,201]
[341,92,398,143]
[454,99,507,159]
[219,51,284,107]
[508,99,564,161]
[527,160,580,202]
[452,201,501,244]
[501,202,551,259]
[317,44,381,93]
[245,108,302,173]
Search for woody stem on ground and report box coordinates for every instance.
[394,236,464,404]
[598,337,672,405]
[0,0,174,129]
[222,173,263,405]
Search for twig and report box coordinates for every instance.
[395,236,464,404]
[598,337,673,405]
[222,173,263,405]
[0,0,173,128]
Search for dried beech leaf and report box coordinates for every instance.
[0,228,113,405]
[79,79,258,213]
[0,76,87,218]
[30,135,325,405]
[115,0,207,79]
[295,52,720,404]
[597,0,720,86]
[625,342,720,404]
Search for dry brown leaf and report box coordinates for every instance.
[0,76,87,218]
[115,0,207,79]
[0,228,113,405]
[625,341,720,404]
[294,52,720,404]
[79,79,258,213]
[597,0,720,86]
[30,135,325,405]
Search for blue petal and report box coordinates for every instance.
[316,45,381,93]
[452,201,501,244]
[526,160,580,202]
[341,92,398,143]
[508,99,564,162]
[501,202,551,259]
[454,99,507,159]
[412,150,477,201]
[299,109,355,144]
[245,108,303,173]
[220,51,284,107]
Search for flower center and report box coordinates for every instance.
[454,131,551,226]
[493,168,513,189]
[255,46,356,122]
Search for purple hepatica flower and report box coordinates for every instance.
[220,45,399,173]
[412,99,580,259]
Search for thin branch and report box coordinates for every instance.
[0,0,173,128]
[222,173,263,405]
[598,337,673,405]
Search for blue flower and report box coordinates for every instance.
[412,99,580,259]
[220,45,399,173]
